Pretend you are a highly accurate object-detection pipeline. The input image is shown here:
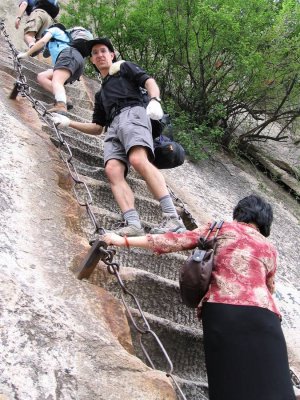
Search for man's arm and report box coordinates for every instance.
[15,1,28,29]
[51,114,103,136]
[17,32,53,58]
[69,120,103,135]
[144,78,161,99]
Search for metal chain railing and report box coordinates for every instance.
[0,19,197,238]
[80,239,193,399]
[2,20,299,400]
[167,185,198,230]
[291,368,300,389]
[0,21,197,400]
[0,20,104,238]
[3,21,300,400]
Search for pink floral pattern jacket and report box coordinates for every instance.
[146,221,280,317]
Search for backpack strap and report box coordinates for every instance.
[203,221,217,241]
[197,220,224,249]
[213,220,224,239]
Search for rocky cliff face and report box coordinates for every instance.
[0,6,299,400]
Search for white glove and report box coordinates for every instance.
[17,51,29,60]
[146,99,164,120]
[52,113,70,128]
[109,60,125,75]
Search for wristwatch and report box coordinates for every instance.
[150,96,161,103]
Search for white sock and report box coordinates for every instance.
[54,91,67,104]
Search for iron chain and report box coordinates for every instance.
[4,20,297,400]
[98,244,190,400]
[0,20,195,400]
[0,19,102,237]
[167,185,198,230]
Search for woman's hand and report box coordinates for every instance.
[100,233,125,247]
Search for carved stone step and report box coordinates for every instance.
[43,123,104,148]
[50,136,104,166]
[127,310,209,398]
[77,203,188,255]
[114,247,188,281]
[89,266,200,328]
[49,130,103,159]
[24,77,94,112]
[84,183,161,224]
[74,168,153,200]
[18,65,92,102]
[0,62,17,79]
[173,377,209,400]
[18,57,52,74]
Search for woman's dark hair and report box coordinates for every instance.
[233,194,273,237]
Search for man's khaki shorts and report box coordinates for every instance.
[104,106,154,169]
[24,9,54,39]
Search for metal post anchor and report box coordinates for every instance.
[77,239,108,280]
[9,82,19,100]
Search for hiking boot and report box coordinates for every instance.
[66,101,73,111]
[150,213,187,234]
[48,101,68,115]
[50,100,73,111]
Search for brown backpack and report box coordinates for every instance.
[179,220,224,308]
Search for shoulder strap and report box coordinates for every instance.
[203,221,217,241]
[198,220,224,248]
[49,29,70,45]
[213,220,224,239]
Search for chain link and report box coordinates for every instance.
[3,20,298,400]
[0,20,194,399]
[0,19,103,237]
[94,241,190,400]
[167,185,198,230]
[291,368,300,389]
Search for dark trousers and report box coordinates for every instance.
[202,302,295,400]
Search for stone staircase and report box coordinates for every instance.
[0,33,209,400]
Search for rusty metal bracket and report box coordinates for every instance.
[77,239,109,280]
[9,82,19,99]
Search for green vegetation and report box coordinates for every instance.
[61,0,300,160]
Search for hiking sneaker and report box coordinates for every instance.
[107,221,145,237]
[150,213,187,234]
[48,101,68,115]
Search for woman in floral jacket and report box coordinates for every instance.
[101,194,295,400]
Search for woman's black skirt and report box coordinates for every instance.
[201,302,295,400]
